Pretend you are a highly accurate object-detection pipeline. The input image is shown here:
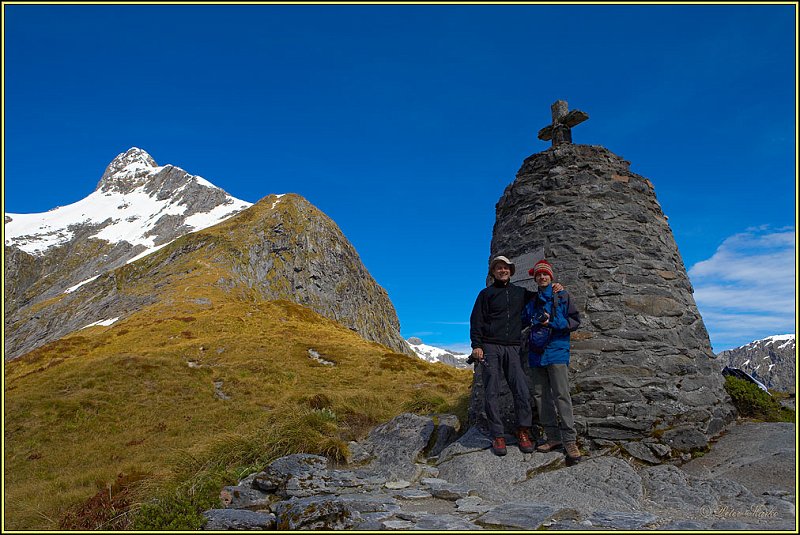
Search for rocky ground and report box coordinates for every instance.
[202,414,795,530]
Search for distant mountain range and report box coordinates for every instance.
[407,337,470,369]
[718,334,796,394]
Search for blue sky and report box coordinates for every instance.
[3,3,796,353]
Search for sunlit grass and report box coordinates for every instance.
[4,298,471,529]
[5,198,471,529]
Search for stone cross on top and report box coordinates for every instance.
[537,100,589,146]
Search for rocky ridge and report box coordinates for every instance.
[215,194,411,355]
[4,149,412,359]
[4,148,251,355]
[718,335,796,394]
[475,143,734,452]
[203,413,795,531]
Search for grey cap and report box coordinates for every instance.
[489,255,515,277]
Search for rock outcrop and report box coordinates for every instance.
[469,143,735,452]
[218,194,411,355]
[203,413,795,531]
[718,335,796,394]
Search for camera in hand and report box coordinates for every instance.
[534,311,549,324]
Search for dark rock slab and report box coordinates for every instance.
[476,502,562,529]
[202,509,276,530]
[435,425,493,464]
[621,441,661,464]
[413,513,482,530]
[586,510,658,529]
[429,413,461,458]
[360,413,435,481]
[271,495,360,530]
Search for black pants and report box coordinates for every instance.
[481,343,533,437]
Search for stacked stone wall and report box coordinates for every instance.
[471,143,735,452]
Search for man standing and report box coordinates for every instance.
[469,255,536,456]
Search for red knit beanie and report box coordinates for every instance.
[529,260,554,278]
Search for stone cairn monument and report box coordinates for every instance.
[469,100,735,455]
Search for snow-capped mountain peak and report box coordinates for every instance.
[97,147,161,193]
[746,334,796,350]
[407,337,471,369]
[4,148,252,256]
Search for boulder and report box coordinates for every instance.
[202,509,276,530]
[359,412,435,480]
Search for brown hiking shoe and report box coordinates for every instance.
[536,440,563,453]
[491,436,507,456]
[517,428,534,454]
[565,441,582,464]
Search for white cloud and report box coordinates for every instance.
[688,227,796,352]
[409,331,439,337]
[698,311,795,344]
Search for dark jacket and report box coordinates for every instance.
[522,284,580,366]
[470,281,534,349]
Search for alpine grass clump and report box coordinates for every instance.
[723,375,794,423]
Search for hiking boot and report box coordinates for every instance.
[491,436,507,456]
[517,428,535,454]
[536,440,563,453]
[564,441,582,465]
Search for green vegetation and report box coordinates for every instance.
[4,297,471,530]
[723,375,795,423]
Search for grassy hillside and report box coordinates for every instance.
[4,296,472,529]
[6,193,412,362]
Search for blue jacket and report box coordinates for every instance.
[522,285,581,367]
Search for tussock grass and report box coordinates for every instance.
[5,201,471,529]
[4,297,471,530]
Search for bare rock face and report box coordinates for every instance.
[221,194,412,356]
[718,336,796,394]
[469,143,735,452]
